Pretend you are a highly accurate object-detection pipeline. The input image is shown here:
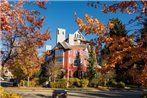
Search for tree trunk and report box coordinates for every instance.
[27,76,30,87]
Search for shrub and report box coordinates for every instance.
[81,79,89,88]
[50,79,67,88]
[19,80,27,86]
[0,86,22,98]
[1,92,22,98]
[39,77,48,85]
[50,82,55,88]
[0,86,4,94]
[89,79,98,87]
[19,79,39,87]
[117,81,125,88]
[74,78,81,87]
[30,79,39,87]
[69,78,75,87]
[108,80,117,87]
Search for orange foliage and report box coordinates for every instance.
[1,0,50,67]
[128,65,147,87]
[75,3,147,86]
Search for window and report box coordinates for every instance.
[55,49,63,56]
[74,58,80,66]
[56,58,63,64]
[68,50,72,55]
[74,50,78,56]
[62,31,64,35]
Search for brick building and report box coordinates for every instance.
[44,28,90,80]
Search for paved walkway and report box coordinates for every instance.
[5,88,143,98]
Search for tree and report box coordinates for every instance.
[128,18,147,86]
[88,1,146,20]
[101,18,127,65]
[9,42,44,86]
[109,18,127,37]
[49,64,61,82]
[0,0,50,74]
[75,1,147,87]
[138,18,147,48]
[87,44,97,83]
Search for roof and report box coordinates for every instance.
[60,41,71,49]
[52,41,71,51]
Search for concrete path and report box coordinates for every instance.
[5,88,143,98]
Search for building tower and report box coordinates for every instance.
[56,28,66,43]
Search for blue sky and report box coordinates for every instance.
[26,1,140,53]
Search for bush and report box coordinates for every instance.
[0,86,4,94]
[19,80,27,86]
[39,77,48,85]
[89,79,98,87]
[108,80,117,87]
[0,86,22,98]
[30,79,39,87]
[117,81,125,88]
[69,78,75,87]
[74,78,81,87]
[1,92,22,98]
[19,79,39,87]
[50,79,67,88]
[81,79,89,88]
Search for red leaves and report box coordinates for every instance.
[1,0,51,67]
[41,30,51,40]
[26,15,35,23]
[102,1,138,14]
[35,0,47,9]
[128,66,147,87]
[33,16,46,28]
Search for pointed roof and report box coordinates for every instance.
[53,41,71,50]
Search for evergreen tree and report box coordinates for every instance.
[101,18,127,65]
[101,18,129,82]
[109,18,127,37]
[87,45,97,83]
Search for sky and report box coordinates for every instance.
[25,1,140,53]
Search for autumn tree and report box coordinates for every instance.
[128,18,147,86]
[9,41,44,86]
[0,0,50,75]
[101,18,127,65]
[75,1,147,87]
[49,64,61,82]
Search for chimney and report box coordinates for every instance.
[46,45,52,51]
[56,28,66,43]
